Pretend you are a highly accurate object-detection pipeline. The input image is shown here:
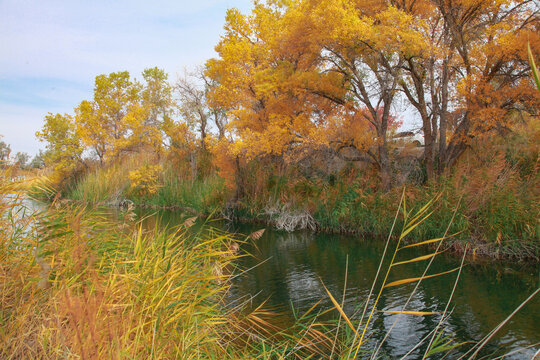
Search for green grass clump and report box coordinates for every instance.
[68,163,130,203]
[141,169,226,213]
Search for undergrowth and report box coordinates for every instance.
[54,132,539,260]
[2,175,538,358]
[0,178,344,359]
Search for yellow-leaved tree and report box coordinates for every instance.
[75,69,174,164]
[36,113,84,183]
[207,0,410,189]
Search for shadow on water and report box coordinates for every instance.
[106,206,539,359]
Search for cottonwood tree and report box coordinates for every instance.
[36,113,83,172]
[206,4,338,161]
[176,69,211,152]
[75,71,138,163]
[209,0,539,188]
[279,0,420,188]
[175,67,229,178]
[14,152,30,169]
[208,1,413,189]
[75,69,174,163]
[394,0,540,178]
[140,67,175,156]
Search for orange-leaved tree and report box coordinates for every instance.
[394,0,539,177]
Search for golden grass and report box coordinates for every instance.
[0,176,342,359]
[3,175,536,359]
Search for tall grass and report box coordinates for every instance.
[0,178,343,359]
[66,157,226,214]
[1,185,234,358]
[145,166,225,212]
[2,174,538,358]
[68,164,130,203]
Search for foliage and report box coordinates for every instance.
[13,152,30,169]
[128,164,162,197]
[75,71,164,162]
[33,1,539,257]
[29,150,46,169]
[206,0,539,184]
[0,182,232,358]
[35,113,85,189]
[1,179,357,359]
[0,138,11,163]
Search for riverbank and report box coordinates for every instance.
[2,180,351,359]
[36,187,538,263]
[6,177,540,359]
[42,158,537,262]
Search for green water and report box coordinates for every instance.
[131,208,539,359]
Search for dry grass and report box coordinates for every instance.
[0,176,343,359]
[2,174,536,359]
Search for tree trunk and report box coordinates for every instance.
[190,152,197,181]
[438,58,450,174]
[379,142,391,190]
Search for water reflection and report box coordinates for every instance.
[124,208,539,359]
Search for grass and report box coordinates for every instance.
[66,160,226,214]
[1,185,232,358]
[56,133,539,261]
[1,177,344,359]
[1,174,538,358]
[67,163,131,203]
[140,167,226,213]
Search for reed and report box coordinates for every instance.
[0,177,342,359]
[2,174,537,359]
[147,167,225,212]
[68,163,130,203]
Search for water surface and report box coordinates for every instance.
[130,207,539,359]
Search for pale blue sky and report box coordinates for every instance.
[0,0,252,155]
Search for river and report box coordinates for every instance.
[117,206,539,359]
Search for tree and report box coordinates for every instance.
[208,0,539,187]
[14,152,30,169]
[75,71,141,163]
[36,113,83,172]
[76,69,175,163]
[176,69,211,151]
[140,67,175,156]
[0,139,11,163]
[393,0,540,177]
[30,150,46,169]
[207,3,336,159]
[207,1,412,189]
[284,0,424,188]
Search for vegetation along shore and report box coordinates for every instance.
[1,1,539,357]
[11,1,535,261]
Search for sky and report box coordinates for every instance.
[0,0,253,156]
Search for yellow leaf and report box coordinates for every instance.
[391,252,441,267]
[377,310,440,316]
[384,267,460,288]
[321,281,359,337]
